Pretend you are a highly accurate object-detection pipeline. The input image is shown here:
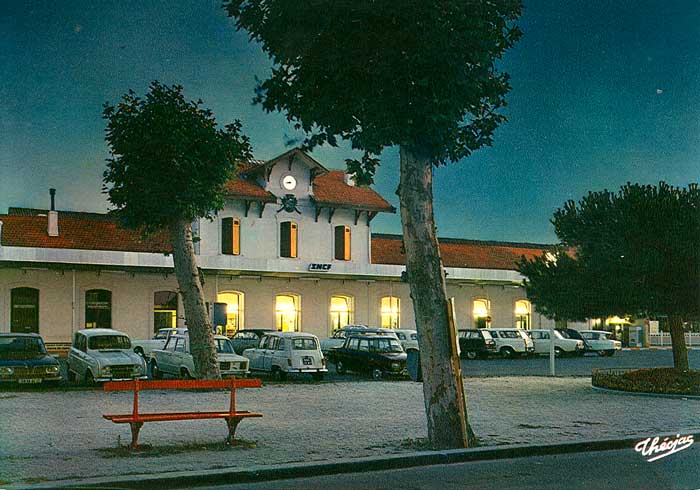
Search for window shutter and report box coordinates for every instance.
[334,225,351,260]
[232,219,240,255]
[290,222,298,258]
[280,221,291,257]
[221,218,233,255]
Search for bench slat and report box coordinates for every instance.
[103,411,263,423]
[103,378,262,391]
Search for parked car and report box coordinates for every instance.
[457,329,497,360]
[150,333,250,379]
[131,327,188,357]
[527,329,585,357]
[394,329,419,351]
[0,333,61,385]
[579,330,622,356]
[488,328,535,358]
[557,328,591,351]
[230,329,275,354]
[326,334,407,380]
[243,332,327,381]
[320,326,396,353]
[66,329,147,384]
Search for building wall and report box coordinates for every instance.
[0,267,555,342]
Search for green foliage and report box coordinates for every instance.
[518,182,700,320]
[103,82,252,232]
[592,368,700,395]
[224,0,522,182]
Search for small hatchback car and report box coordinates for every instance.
[0,333,61,385]
[326,334,408,380]
[243,332,327,381]
[488,328,535,358]
[66,329,147,384]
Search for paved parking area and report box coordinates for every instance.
[2,376,700,485]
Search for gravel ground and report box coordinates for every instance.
[1,377,700,485]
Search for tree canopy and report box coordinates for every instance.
[519,182,700,322]
[225,0,522,181]
[103,81,252,231]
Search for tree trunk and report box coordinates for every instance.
[398,145,472,449]
[168,220,221,379]
[669,314,689,371]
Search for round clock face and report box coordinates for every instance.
[281,175,297,190]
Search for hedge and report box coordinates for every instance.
[592,368,700,396]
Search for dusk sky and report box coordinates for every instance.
[2,1,699,244]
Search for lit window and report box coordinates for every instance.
[380,296,400,329]
[330,295,354,333]
[334,225,351,261]
[217,291,244,336]
[515,300,531,330]
[154,291,178,332]
[473,299,490,329]
[280,221,298,258]
[276,294,300,332]
[221,217,240,255]
[10,287,39,334]
[85,289,112,329]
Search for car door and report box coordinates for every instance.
[586,332,605,351]
[159,337,177,374]
[357,338,371,372]
[69,333,88,378]
[248,336,267,370]
[263,336,279,371]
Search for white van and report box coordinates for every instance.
[243,332,328,381]
[488,328,535,358]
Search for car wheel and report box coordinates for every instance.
[336,360,346,375]
[466,351,478,360]
[597,350,607,357]
[84,370,95,386]
[312,373,324,382]
[151,360,162,380]
[554,347,564,358]
[67,368,76,384]
[272,368,287,381]
[500,347,515,358]
[371,368,383,380]
[180,368,193,380]
[605,350,616,357]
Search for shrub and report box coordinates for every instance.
[592,368,700,395]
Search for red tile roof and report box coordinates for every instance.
[222,178,277,202]
[0,212,171,254]
[371,234,549,270]
[313,171,395,212]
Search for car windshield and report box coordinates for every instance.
[0,336,46,358]
[370,338,403,353]
[215,338,235,353]
[557,330,571,338]
[88,335,131,350]
[292,338,318,350]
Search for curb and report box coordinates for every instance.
[8,429,700,490]
[592,385,700,400]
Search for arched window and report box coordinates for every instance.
[334,225,351,261]
[217,291,244,336]
[515,300,531,330]
[473,299,491,329]
[11,287,39,334]
[280,221,298,258]
[154,291,178,332]
[85,289,112,329]
[380,296,400,329]
[330,295,354,333]
[276,294,300,332]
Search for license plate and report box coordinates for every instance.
[18,378,41,384]
[303,357,312,365]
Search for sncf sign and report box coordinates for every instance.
[308,263,332,272]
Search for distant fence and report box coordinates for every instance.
[648,333,700,347]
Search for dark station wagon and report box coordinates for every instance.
[326,334,407,380]
[0,333,61,385]
[457,329,497,360]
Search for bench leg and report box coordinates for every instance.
[225,417,242,445]
[129,422,144,449]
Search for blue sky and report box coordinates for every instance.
[2,0,699,243]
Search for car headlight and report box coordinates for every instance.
[391,362,400,370]
[46,365,60,374]
[133,364,143,375]
[0,367,13,375]
[101,366,112,376]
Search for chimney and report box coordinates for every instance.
[344,173,356,187]
[48,188,59,237]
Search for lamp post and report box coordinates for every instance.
[549,324,556,376]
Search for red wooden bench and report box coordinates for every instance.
[103,378,263,448]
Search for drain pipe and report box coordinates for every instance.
[71,270,76,336]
